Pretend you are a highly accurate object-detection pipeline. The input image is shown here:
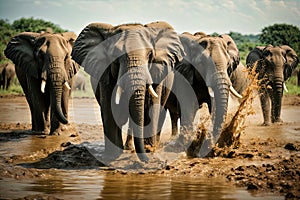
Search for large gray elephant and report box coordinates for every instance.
[246,45,299,125]
[0,62,15,90]
[4,32,79,134]
[71,21,230,161]
[157,33,242,140]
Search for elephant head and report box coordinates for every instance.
[4,32,79,125]
[246,45,299,123]
[71,21,184,161]
[174,33,241,149]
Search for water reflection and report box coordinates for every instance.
[1,170,283,200]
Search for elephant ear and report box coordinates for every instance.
[71,23,113,79]
[220,34,240,73]
[281,45,299,81]
[146,21,185,83]
[60,32,77,50]
[147,21,185,66]
[60,32,80,79]
[4,32,41,79]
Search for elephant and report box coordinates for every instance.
[156,33,242,141]
[230,62,251,96]
[0,62,16,90]
[246,45,299,126]
[71,21,230,162]
[72,70,86,91]
[4,32,80,134]
[71,21,185,162]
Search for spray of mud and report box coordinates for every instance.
[187,64,260,158]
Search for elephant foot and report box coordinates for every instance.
[261,121,271,126]
[49,125,68,135]
[124,140,134,151]
[272,118,283,124]
[144,137,157,153]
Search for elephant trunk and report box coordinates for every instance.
[49,65,68,125]
[211,71,229,138]
[272,78,283,122]
[128,76,149,162]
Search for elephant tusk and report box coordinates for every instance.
[115,85,123,104]
[64,82,71,90]
[230,85,243,99]
[208,87,214,98]
[41,80,46,93]
[283,82,288,92]
[148,85,158,98]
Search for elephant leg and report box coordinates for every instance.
[156,108,167,144]
[259,89,271,126]
[99,83,123,158]
[169,107,179,137]
[144,85,162,149]
[124,127,134,150]
[27,76,46,133]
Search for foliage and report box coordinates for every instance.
[284,76,300,95]
[260,24,300,55]
[0,17,67,64]
[11,17,67,33]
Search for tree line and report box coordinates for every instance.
[1,17,300,65]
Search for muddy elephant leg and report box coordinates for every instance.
[144,85,162,149]
[99,83,123,158]
[27,76,46,133]
[259,89,271,126]
[155,108,167,144]
[169,108,179,137]
[124,126,134,150]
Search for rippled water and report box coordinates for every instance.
[0,170,283,200]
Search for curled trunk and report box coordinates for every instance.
[49,68,68,125]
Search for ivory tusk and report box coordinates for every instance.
[208,87,214,98]
[64,82,71,90]
[148,85,158,98]
[230,85,243,99]
[283,82,288,92]
[41,80,46,93]
[115,85,123,104]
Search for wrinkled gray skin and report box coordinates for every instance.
[5,32,79,134]
[230,63,251,96]
[246,45,299,126]
[72,21,185,162]
[160,33,241,140]
[0,62,15,90]
[72,71,86,91]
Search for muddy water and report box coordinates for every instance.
[0,169,282,200]
[1,96,299,199]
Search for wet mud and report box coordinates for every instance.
[0,94,300,199]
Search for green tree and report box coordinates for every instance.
[11,17,67,33]
[260,23,300,55]
[0,19,17,62]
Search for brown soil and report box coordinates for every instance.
[0,94,300,199]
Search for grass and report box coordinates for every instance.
[284,76,300,95]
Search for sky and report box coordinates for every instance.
[0,0,300,35]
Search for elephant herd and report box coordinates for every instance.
[4,21,299,162]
